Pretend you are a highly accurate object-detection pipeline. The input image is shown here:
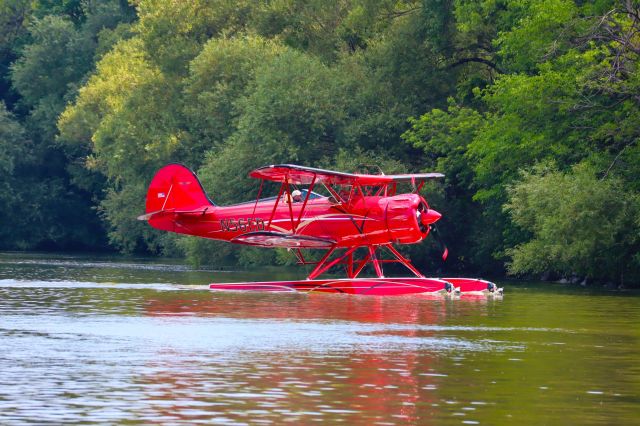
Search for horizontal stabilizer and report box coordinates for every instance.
[137,206,211,221]
[137,210,170,221]
[231,231,335,248]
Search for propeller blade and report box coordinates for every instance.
[429,225,449,261]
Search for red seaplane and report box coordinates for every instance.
[139,164,501,296]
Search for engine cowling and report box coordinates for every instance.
[383,194,441,244]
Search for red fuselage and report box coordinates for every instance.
[149,193,442,248]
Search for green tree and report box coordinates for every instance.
[402,100,493,271]
[40,0,639,286]
[183,35,286,153]
[135,0,253,75]
[59,36,182,252]
[11,15,92,138]
[196,48,352,205]
[505,162,640,285]
[2,1,135,250]
[0,102,28,244]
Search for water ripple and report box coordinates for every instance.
[1,255,638,425]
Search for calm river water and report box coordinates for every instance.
[0,252,638,425]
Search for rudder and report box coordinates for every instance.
[141,164,214,219]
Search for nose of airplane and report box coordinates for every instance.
[420,208,442,226]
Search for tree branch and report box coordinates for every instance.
[601,138,639,180]
[447,57,503,73]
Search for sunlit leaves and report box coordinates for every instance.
[495,0,579,73]
[135,0,253,75]
[58,38,158,162]
[183,35,286,150]
[197,47,351,205]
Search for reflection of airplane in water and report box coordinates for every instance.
[139,294,499,423]
[143,289,497,324]
[144,291,454,323]
[139,164,503,296]
[137,349,435,423]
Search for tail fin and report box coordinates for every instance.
[138,164,214,222]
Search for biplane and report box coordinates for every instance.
[139,163,501,295]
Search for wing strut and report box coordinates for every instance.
[307,246,362,280]
[295,175,316,231]
[306,246,337,280]
[351,251,371,278]
[265,172,317,234]
[284,180,295,231]
[384,244,425,278]
[301,244,424,280]
[369,246,384,278]
[252,179,264,216]
[266,182,285,229]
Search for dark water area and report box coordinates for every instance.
[0,252,638,425]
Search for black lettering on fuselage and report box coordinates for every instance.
[220,218,265,233]
[220,219,237,232]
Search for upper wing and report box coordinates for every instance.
[383,173,446,183]
[231,231,335,248]
[249,164,443,186]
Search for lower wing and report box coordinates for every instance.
[231,231,335,249]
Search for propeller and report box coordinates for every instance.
[416,202,448,261]
[429,224,449,261]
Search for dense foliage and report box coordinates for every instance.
[1,0,638,286]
